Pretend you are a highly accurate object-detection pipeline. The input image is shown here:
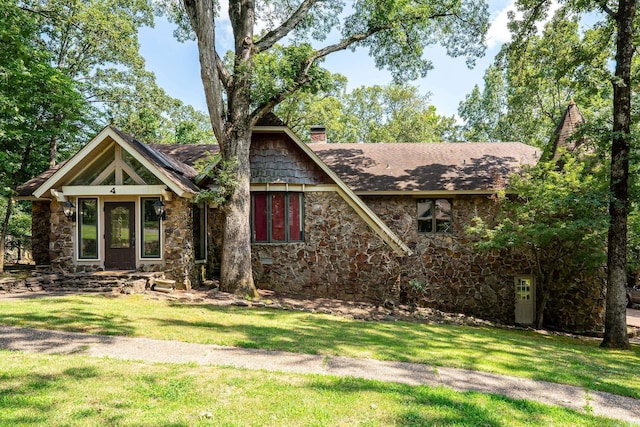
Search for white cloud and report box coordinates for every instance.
[486,1,518,49]
[486,0,561,49]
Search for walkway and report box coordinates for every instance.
[0,325,638,424]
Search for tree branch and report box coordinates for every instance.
[183,0,226,140]
[598,0,617,18]
[255,0,319,53]
[251,6,462,123]
[216,52,232,89]
[250,25,388,123]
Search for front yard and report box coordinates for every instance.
[0,349,631,426]
[0,293,638,401]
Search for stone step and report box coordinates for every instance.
[152,278,175,293]
[3,270,165,295]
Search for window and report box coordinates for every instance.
[141,197,161,258]
[193,204,206,261]
[78,198,98,259]
[252,193,303,242]
[417,199,452,233]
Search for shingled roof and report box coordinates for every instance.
[17,161,68,197]
[548,100,587,159]
[309,142,541,193]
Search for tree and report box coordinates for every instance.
[342,83,458,142]
[18,0,157,163]
[506,0,636,349]
[276,81,458,143]
[21,0,215,152]
[601,0,636,349]
[458,65,512,142]
[0,0,85,272]
[171,0,489,295]
[469,154,609,329]
[459,10,612,147]
[107,70,216,145]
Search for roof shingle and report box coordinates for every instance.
[309,142,541,192]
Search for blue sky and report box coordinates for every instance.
[139,1,520,119]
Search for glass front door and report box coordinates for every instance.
[104,202,135,270]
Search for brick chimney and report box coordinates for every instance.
[310,125,327,143]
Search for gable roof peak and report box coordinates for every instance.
[548,100,586,159]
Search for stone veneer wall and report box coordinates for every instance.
[365,195,534,323]
[244,191,604,330]
[31,201,51,265]
[251,192,533,323]
[48,199,74,271]
[162,198,196,289]
[251,191,402,302]
[542,268,606,333]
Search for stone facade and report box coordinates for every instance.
[41,197,197,290]
[162,198,196,290]
[543,268,606,333]
[366,195,534,323]
[48,199,74,271]
[251,191,401,302]
[231,191,604,329]
[247,192,533,323]
[31,200,50,265]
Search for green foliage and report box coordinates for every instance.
[0,200,31,245]
[276,81,459,143]
[470,155,607,257]
[468,154,609,325]
[0,0,86,192]
[107,72,216,145]
[347,0,489,80]
[459,8,613,147]
[252,43,334,108]
[194,154,239,206]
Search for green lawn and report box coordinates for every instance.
[0,350,631,426]
[0,294,638,400]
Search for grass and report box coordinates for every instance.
[0,350,632,426]
[0,294,638,400]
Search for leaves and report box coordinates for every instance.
[469,155,609,280]
[275,81,458,142]
[459,7,614,148]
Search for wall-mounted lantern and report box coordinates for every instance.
[153,199,166,220]
[62,201,76,222]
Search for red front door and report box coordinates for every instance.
[104,202,135,270]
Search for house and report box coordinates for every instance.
[17,105,604,331]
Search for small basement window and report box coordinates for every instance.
[417,199,452,233]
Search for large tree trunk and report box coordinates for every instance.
[601,0,635,350]
[219,123,258,297]
[184,0,259,297]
